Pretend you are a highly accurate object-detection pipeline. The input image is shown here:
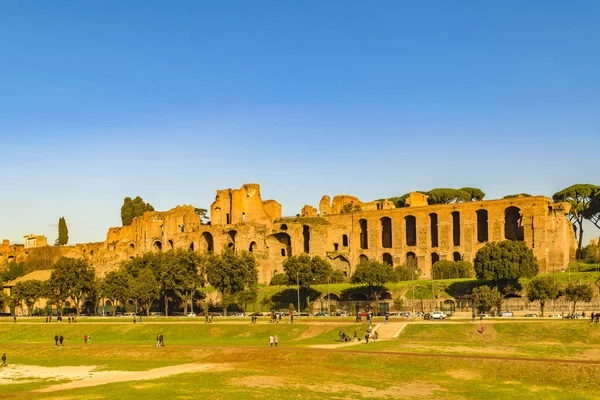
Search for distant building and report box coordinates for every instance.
[23,234,47,249]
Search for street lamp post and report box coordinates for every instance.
[327,277,331,315]
[431,270,435,312]
[296,271,300,314]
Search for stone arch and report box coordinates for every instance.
[189,242,195,251]
[349,293,368,301]
[200,232,214,253]
[381,217,392,248]
[429,213,438,248]
[303,225,310,253]
[324,293,340,301]
[129,243,135,251]
[268,232,292,258]
[8,255,15,263]
[152,240,162,252]
[332,255,351,277]
[228,230,237,250]
[380,292,392,300]
[359,254,368,263]
[451,211,460,246]
[476,209,489,243]
[168,239,174,251]
[342,234,348,247]
[453,251,462,261]
[359,219,368,249]
[431,252,440,265]
[505,206,524,241]
[249,241,257,252]
[405,216,416,246]
[382,252,393,266]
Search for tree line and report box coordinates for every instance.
[0,248,258,317]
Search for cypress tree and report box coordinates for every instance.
[57,217,69,246]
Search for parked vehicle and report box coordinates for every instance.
[547,314,562,318]
[401,312,411,318]
[414,311,425,317]
[524,313,538,318]
[187,312,197,317]
[499,312,514,317]
[478,313,491,318]
[313,312,330,317]
[423,313,432,320]
[431,311,446,320]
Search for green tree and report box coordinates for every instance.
[131,267,160,316]
[564,283,594,314]
[100,270,132,316]
[194,208,209,224]
[395,262,422,281]
[23,246,61,273]
[48,257,95,316]
[269,273,289,286]
[260,295,274,311]
[204,249,258,316]
[432,260,475,279]
[471,285,503,313]
[0,261,25,282]
[350,260,398,302]
[121,196,154,226]
[426,188,471,204]
[473,241,539,287]
[503,193,532,199]
[57,217,69,246]
[12,280,45,315]
[526,276,558,316]
[552,184,600,258]
[393,296,404,311]
[168,249,205,315]
[283,255,333,309]
[459,187,486,201]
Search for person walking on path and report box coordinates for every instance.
[472,313,476,323]
[269,335,274,347]
[591,312,595,322]
[59,335,64,346]
[84,335,88,344]
[1,353,6,366]
[133,315,137,324]
[13,315,16,323]
[364,333,370,343]
[156,334,161,348]
[385,314,389,324]
[54,334,59,346]
[274,335,279,347]
[160,334,164,347]
[140,315,143,323]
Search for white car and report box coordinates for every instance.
[431,311,446,320]
[187,312,197,317]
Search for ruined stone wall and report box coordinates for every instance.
[1,184,577,284]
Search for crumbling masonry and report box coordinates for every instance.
[0,184,576,283]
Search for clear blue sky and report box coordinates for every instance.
[0,1,599,245]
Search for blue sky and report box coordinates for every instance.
[0,1,599,245]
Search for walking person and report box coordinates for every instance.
[54,334,59,346]
[472,312,476,323]
[385,313,389,324]
[269,335,274,347]
[59,335,64,346]
[274,335,279,347]
[140,315,143,323]
[84,334,88,344]
[1,353,6,366]
[13,315,16,323]
[156,334,161,348]
[591,312,595,322]
[133,315,137,324]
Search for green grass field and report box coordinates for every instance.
[1,319,600,399]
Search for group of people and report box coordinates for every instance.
[84,334,91,343]
[205,313,214,323]
[355,312,374,325]
[45,315,73,323]
[590,312,600,323]
[133,315,143,323]
[54,334,65,346]
[156,333,165,347]
[269,312,282,323]
[268,335,279,347]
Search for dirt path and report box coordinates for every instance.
[32,363,231,392]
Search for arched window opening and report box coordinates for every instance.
[451,211,460,246]
[342,234,348,247]
[431,252,440,265]
[129,243,135,251]
[153,240,162,252]
[280,224,288,231]
[453,252,462,261]
[168,239,174,251]
[200,232,214,253]
[381,217,392,248]
[334,243,339,251]
[429,213,438,248]
[249,241,257,252]
[382,253,393,266]
[228,230,237,250]
[476,209,489,243]
[405,216,417,246]
[359,219,368,249]
[505,206,524,241]
[303,225,310,253]
[189,242,195,251]
[359,254,369,263]
[281,249,286,257]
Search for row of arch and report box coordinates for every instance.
[360,251,463,267]
[358,206,523,250]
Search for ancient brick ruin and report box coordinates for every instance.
[0,183,576,283]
